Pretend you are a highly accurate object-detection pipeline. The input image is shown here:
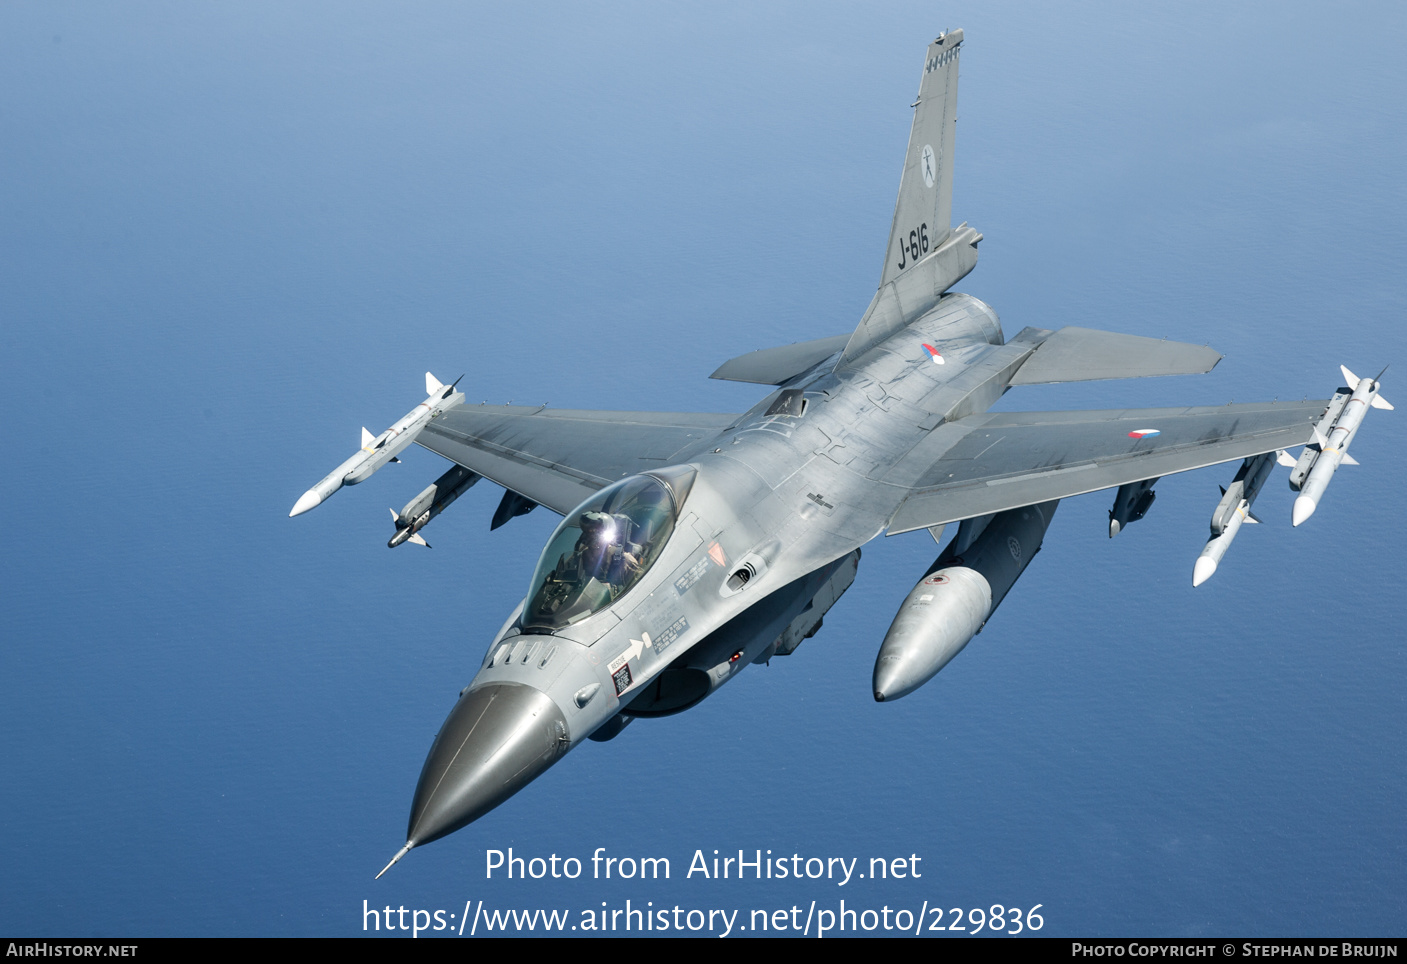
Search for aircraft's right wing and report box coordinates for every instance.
[885,400,1329,534]
[417,405,735,515]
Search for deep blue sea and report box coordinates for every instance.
[2,2,1404,938]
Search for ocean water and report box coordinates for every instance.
[1,2,1404,937]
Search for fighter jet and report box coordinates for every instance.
[288,31,1388,877]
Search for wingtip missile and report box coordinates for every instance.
[1291,365,1390,525]
[289,375,466,519]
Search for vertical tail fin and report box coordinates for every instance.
[838,31,980,368]
[880,29,962,288]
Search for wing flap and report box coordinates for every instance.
[418,405,734,515]
[886,400,1328,534]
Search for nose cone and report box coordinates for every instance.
[406,682,570,847]
[289,489,323,517]
[1192,555,1218,587]
[1292,495,1317,527]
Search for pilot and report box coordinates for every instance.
[575,511,642,587]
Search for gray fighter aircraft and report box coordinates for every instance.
[288,30,1388,877]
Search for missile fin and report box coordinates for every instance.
[1342,453,1359,466]
[1312,426,1329,448]
[1277,450,1297,467]
[389,508,400,522]
[1245,511,1262,524]
[408,532,430,547]
[426,372,445,395]
[361,426,375,448]
[1372,395,1394,411]
[1341,364,1360,387]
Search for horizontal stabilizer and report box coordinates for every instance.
[1008,327,1222,386]
[710,334,850,385]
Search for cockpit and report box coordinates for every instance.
[521,471,691,632]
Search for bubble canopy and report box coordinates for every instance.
[522,471,692,632]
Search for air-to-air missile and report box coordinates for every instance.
[872,501,1059,702]
[1289,366,1392,527]
[1191,451,1276,587]
[388,464,479,547]
[289,373,465,517]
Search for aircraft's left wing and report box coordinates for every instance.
[885,400,1329,534]
[417,405,735,515]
